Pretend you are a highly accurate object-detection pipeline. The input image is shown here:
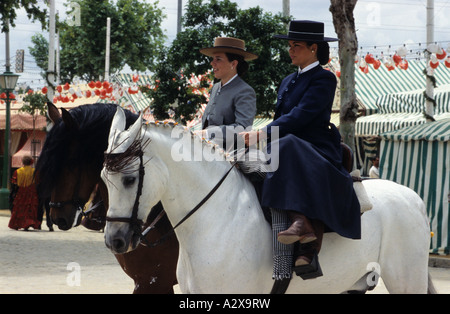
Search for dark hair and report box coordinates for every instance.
[306,41,330,65]
[225,53,249,76]
[22,155,34,166]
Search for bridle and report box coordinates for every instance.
[104,145,238,247]
[49,175,88,223]
[105,151,146,237]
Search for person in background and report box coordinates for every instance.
[369,156,380,178]
[8,155,41,231]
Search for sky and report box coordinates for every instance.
[1,0,450,88]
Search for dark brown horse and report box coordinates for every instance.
[35,102,179,294]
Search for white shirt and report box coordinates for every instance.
[298,61,320,75]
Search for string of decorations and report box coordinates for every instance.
[330,42,450,76]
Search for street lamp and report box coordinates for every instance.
[0,71,19,209]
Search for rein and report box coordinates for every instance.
[104,146,238,247]
[141,159,238,247]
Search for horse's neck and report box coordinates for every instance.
[144,124,254,236]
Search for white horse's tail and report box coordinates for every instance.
[428,271,438,294]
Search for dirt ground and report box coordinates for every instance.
[1,211,449,294]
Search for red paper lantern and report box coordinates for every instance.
[429,60,439,69]
[64,82,70,90]
[57,85,62,93]
[88,81,96,89]
[436,50,447,60]
[95,81,102,88]
[445,57,450,68]
[85,90,92,98]
[365,53,375,64]
[103,81,110,89]
[398,60,409,70]
[373,59,381,70]
[393,54,402,64]
[42,86,48,94]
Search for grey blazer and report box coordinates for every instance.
[202,76,256,137]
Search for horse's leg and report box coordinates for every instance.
[377,194,430,293]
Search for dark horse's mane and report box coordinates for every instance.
[35,103,139,199]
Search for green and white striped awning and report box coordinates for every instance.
[379,119,450,254]
[356,84,450,137]
[110,73,153,112]
[355,60,450,115]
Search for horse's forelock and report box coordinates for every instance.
[36,103,139,197]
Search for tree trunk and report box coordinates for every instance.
[329,0,358,159]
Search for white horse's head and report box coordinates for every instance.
[102,107,168,254]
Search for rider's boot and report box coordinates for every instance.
[277,211,317,245]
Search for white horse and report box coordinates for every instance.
[102,107,435,294]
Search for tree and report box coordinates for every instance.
[20,91,47,159]
[0,0,47,32]
[29,0,166,82]
[329,0,358,156]
[29,33,48,77]
[147,0,291,122]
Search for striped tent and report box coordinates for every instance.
[109,73,153,112]
[355,83,450,174]
[356,84,450,137]
[355,60,450,115]
[379,119,450,255]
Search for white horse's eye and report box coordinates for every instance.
[122,176,136,187]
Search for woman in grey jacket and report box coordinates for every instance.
[198,37,258,151]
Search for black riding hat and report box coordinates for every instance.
[274,20,338,42]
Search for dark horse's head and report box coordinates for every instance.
[35,102,138,230]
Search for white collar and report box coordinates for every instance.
[298,61,319,75]
[218,74,238,92]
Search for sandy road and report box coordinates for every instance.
[0,214,135,294]
[1,212,449,294]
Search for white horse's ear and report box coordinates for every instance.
[107,107,127,153]
[127,113,143,142]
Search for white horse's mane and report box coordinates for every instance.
[144,120,238,162]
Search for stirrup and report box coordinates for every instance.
[293,252,323,280]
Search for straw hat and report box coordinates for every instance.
[200,37,258,61]
[274,20,338,42]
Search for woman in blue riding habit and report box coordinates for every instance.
[241,20,361,278]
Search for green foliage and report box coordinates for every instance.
[21,92,47,117]
[29,33,48,76]
[143,49,210,124]
[0,0,47,32]
[148,0,292,121]
[29,0,166,82]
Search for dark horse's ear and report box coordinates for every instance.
[47,101,61,123]
[61,107,79,131]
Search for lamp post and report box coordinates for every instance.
[0,71,20,209]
